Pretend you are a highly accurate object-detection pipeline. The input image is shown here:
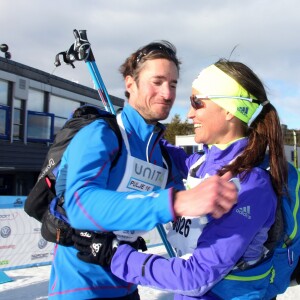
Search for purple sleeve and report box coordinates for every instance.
[111,170,277,297]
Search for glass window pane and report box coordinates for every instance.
[13,124,22,139]
[0,80,8,105]
[50,96,81,135]
[27,113,53,140]
[28,89,44,112]
[14,99,22,109]
[50,95,80,118]
[0,109,7,135]
[14,108,21,124]
[53,117,67,135]
[13,99,23,140]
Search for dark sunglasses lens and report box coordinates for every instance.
[190,96,202,109]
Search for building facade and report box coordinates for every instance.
[0,56,124,196]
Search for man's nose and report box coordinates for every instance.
[161,84,174,99]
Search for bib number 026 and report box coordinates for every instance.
[172,217,191,237]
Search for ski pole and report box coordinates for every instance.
[156,223,175,257]
[54,29,175,257]
[54,30,115,115]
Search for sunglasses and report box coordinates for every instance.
[135,43,177,67]
[190,95,261,110]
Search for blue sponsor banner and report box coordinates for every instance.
[0,196,26,209]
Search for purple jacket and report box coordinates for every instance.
[111,138,277,299]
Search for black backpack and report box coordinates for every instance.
[25,105,173,246]
[24,105,122,245]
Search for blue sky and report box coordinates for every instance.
[1,0,299,129]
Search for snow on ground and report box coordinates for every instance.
[0,245,300,300]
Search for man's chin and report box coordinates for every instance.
[157,109,172,121]
[146,107,172,123]
[157,114,169,122]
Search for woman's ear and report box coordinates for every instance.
[225,111,235,121]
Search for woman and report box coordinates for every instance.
[108,59,288,299]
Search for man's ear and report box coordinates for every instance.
[125,75,136,94]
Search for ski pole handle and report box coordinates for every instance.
[71,30,115,115]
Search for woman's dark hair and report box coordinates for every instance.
[119,40,181,99]
[215,59,288,198]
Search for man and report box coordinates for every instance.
[48,41,237,300]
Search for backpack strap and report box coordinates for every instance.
[69,105,122,168]
[102,114,122,168]
[236,161,298,271]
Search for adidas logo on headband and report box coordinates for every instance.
[237,107,249,116]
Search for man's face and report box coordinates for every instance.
[126,59,179,124]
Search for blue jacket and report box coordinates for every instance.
[111,138,277,299]
[48,104,184,299]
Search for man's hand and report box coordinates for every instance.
[174,172,238,219]
[72,230,147,267]
[72,231,118,267]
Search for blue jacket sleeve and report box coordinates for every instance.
[111,170,277,296]
[59,120,175,232]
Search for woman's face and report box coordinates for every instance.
[188,88,232,145]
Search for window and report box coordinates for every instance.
[184,146,194,155]
[27,111,54,142]
[0,80,11,139]
[0,105,10,139]
[0,79,9,105]
[28,89,44,112]
[13,99,24,140]
[183,145,200,155]
[291,150,294,162]
[49,95,81,134]
[0,174,14,195]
